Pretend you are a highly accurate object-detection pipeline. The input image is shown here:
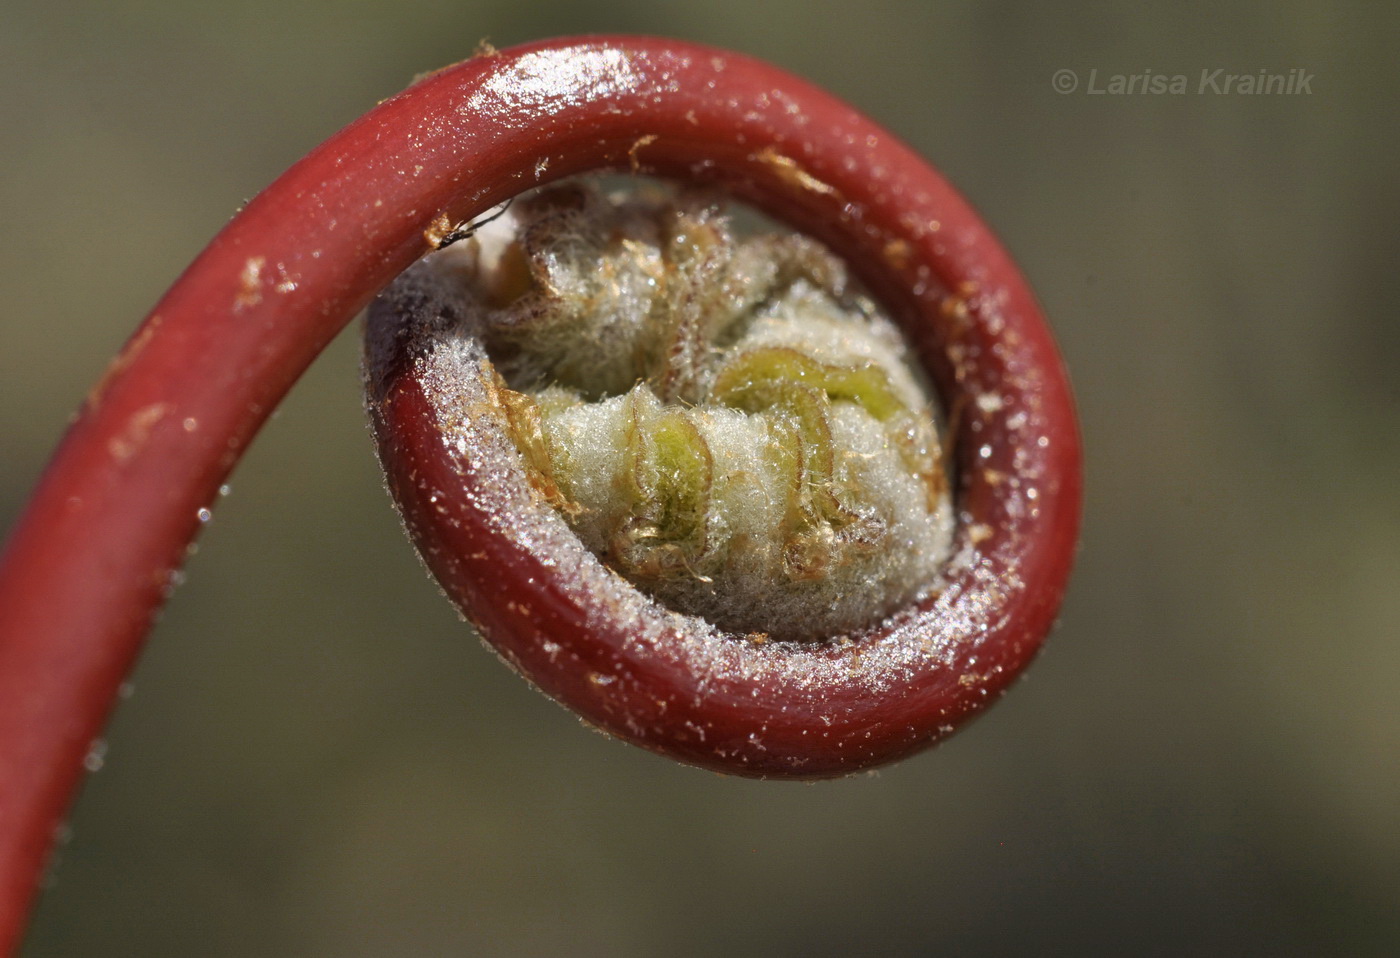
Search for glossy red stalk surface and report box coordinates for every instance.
[0,36,1079,953]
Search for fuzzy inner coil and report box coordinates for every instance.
[423,182,954,641]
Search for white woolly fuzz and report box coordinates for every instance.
[416,182,953,640]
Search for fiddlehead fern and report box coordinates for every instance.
[0,36,1080,952]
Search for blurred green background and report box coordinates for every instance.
[3,1,1397,955]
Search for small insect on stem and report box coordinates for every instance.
[424,199,516,251]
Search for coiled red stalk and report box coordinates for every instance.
[0,36,1079,953]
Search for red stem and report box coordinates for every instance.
[0,36,1079,952]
